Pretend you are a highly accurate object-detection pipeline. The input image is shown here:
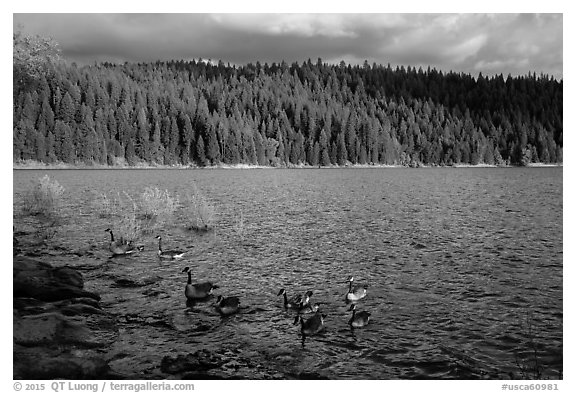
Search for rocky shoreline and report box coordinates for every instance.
[13,257,119,379]
[13,256,326,380]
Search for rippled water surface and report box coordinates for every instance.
[13,167,563,379]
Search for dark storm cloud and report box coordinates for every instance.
[13,13,563,78]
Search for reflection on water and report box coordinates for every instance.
[13,167,563,379]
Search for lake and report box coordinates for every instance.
[12,167,563,379]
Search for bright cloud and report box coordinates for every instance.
[13,13,563,79]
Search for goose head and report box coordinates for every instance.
[347,276,354,283]
[182,266,191,273]
[349,304,357,312]
[277,288,286,296]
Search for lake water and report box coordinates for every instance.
[12,167,563,379]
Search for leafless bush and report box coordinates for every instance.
[514,313,544,379]
[181,184,215,231]
[21,175,64,218]
[94,191,142,243]
[139,187,178,234]
[33,220,58,244]
[140,187,178,220]
[114,193,141,243]
[92,191,122,218]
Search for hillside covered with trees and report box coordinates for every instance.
[13,37,562,167]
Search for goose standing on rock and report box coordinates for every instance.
[105,228,136,256]
[346,276,367,302]
[182,267,218,300]
[156,235,186,260]
[215,295,240,316]
[348,304,371,327]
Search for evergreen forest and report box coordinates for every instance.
[13,56,563,167]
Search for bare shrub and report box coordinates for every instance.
[139,187,178,234]
[114,192,141,243]
[181,184,215,231]
[92,191,122,218]
[94,191,142,243]
[514,312,544,379]
[21,175,64,218]
[33,220,59,244]
[140,187,178,220]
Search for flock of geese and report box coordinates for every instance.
[278,276,371,338]
[105,228,372,338]
[105,228,186,260]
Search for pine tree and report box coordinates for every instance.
[319,128,330,166]
[205,124,220,164]
[58,92,76,123]
[196,135,207,166]
[336,131,348,165]
[136,107,150,161]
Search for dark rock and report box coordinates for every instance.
[14,311,117,348]
[288,371,330,380]
[161,350,224,374]
[14,297,102,317]
[112,278,143,288]
[14,345,111,380]
[13,257,99,301]
[13,257,117,379]
[111,276,162,288]
[181,372,226,379]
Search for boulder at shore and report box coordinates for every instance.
[13,257,119,379]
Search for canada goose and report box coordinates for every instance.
[348,304,371,327]
[156,235,186,259]
[215,295,240,315]
[277,288,303,309]
[346,276,367,302]
[293,312,326,336]
[105,228,136,255]
[182,267,218,300]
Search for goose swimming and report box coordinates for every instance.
[346,276,367,302]
[182,266,218,300]
[156,235,186,260]
[293,311,326,337]
[348,304,371,327]
[105,228,137,256]
[215,295,240,315]
[277,288,303,309]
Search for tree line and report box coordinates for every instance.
[13,54,562,167]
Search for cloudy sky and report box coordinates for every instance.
[13,13,563,79]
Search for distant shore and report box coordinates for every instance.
[13,160,562,170]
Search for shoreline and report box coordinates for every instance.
[12,160,562,170]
